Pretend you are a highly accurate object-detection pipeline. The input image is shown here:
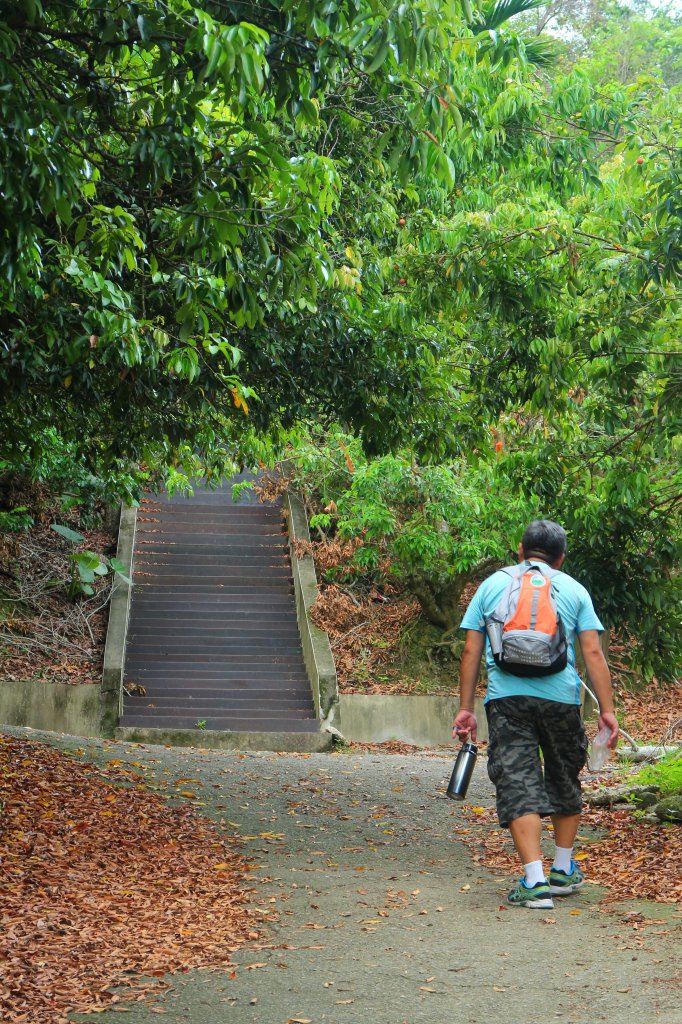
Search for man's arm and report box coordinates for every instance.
[452,630,485,742]
[578,629,619,748]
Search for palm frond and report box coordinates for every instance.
[478,0,547,32]
[521,35,560,67]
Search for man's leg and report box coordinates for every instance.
[508,812,545,888]
[486,698,555,907]
[548,812,584,893]
[539,697,588,898]
[509,813,581,876]
[509,812,543,864]
[551,812,581,851]
[505,812,553,907]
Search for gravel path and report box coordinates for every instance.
[6,728,680,1024]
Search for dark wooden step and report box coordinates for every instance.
[134,559,290,571]
[124,662,309,675]
[127,611,299,624]
[118,714,320,732]
[124,684,313,699]
[126,664,308,678]
[128,596,297,609]
[120,707,315,720]
[135,541,289,554]
[137,521,284,532]
[124,655,305,671]
[135,546,289,557]
[127,634,303,646]
[126,622,301,638]
[125,643,304,657]
[132,579,293,588]
[127,622,301,636]
[136,524,284,534]
[133,563,292,576]
[132,588,295,598]
[135,509,284,524]
[128,615,300,627]
[125,675,309,686]
[123,695,314,710]
[122,696,313,712]
[123,667,309,684]
[143,494,271,510]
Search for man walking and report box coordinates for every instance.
[452,520,619,909]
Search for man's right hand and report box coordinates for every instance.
[598,710,619,749]
[452,709,477,743]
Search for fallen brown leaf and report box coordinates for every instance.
[0,736,257,1024]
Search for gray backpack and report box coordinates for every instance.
[484,562,568,677]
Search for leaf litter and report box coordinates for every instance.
[0,736,258,1023]
[0,483,116,687]
[455,801,682,904]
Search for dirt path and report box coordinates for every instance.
[7,729,680,1024]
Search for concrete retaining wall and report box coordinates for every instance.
[339,694,488,746]
[0,679,100,735]
[284,492,340,730]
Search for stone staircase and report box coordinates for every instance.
[118,477,328,748]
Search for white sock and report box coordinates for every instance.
[553,846,573,873]
[523,860,546,887]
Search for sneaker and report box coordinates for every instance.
[549,861,585,896]
[506,878,554,909]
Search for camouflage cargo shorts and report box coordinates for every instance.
[485,696,588,828]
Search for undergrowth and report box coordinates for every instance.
[635,749,682,796]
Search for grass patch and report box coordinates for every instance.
[635,749,682,795]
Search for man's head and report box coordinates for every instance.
[518,519,567,568]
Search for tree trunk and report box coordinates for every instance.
[407,556,504,633]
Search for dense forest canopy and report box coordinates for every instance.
[2,0,519,495]
[1,0,680,675]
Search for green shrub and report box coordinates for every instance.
[636,750,682,796]
[0,507,33,532]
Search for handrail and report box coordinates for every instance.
[283,491,340,730]
[100,503,137,735]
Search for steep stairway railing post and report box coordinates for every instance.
[284,491,340,732]
[100,504,137,736]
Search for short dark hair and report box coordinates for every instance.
[521,520,567,563]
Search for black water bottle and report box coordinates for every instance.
[446,742,478,801]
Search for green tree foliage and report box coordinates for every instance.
[2,0,532,499]
[286,427,537,630]
[576,1,682,88]
[338,4,681,677]
[2,1,680,675]
[279,39,682,676]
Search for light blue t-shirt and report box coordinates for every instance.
[460,560,604,705]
